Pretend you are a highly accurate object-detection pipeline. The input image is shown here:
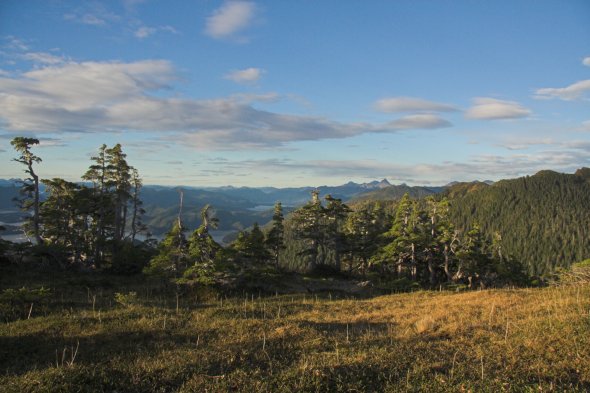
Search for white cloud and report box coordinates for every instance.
[134,25,180,39]
[63,13,110,26]
[4,36,29,51]
[205,1,256,40]
[583,57,590,67]
[63,4,120,26]
[385,114,452,130]
[374,97,458,113]
[534,79,590,101]
[0,60,451,150]
[135,26,157,39]
[465,98,531,120]
[21,52,65,65]
[224,67,264,84]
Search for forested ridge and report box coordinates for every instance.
[446,169,590,275]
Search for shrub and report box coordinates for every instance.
[0,286,51,321]
[114,291,139,307]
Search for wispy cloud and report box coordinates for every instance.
[3,36,29,51]
[0,60,452,150]
[583,57,590,67]
[63,4,120,27]
[134,25,179,39]
[134,26,157,39]
[374,97,458,113]
[465,98,531,120]
[534,80,590,101]
[20,52,66,65]
[224,67,264,84]
[205,1,257,41]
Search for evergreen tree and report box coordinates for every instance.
[144,219,189,278]
[129,168,147,242]
[344,203,386,275]
[324,195,351,272]
[10,137,42,244]
[82,144,111,266]
[373,193,414,276]
[106,144,132,243]
[455,224,490,288]
[233,223,270,268]
[265,202,285,270]
[40,178,92,264]
[185,205,221,284]
[292,190,325,272]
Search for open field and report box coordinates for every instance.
[1,273,589,392]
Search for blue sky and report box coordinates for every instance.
[0,0,589,187]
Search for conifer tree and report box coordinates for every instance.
[185,205,221,284]
[10,137,42,244]
[129,168,147,242]
[82,144,111,266]
[324,195,351,272]
[373,193,413,276]
[106,144,132,243]
[233,223,270,268]
[455,224,490,288]
[292,190,325,271]
[265,202,285,270]
[40,178,91,263]
[344,204,385,274]
[144,219,189,277]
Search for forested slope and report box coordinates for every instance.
[447,169,590,275]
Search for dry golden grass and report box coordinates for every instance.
[1,282,589,392]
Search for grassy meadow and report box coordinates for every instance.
[1,271,589,392]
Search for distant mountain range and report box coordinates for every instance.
[139,178,444,236]
[0,177,449,239]
[3,168,586,270]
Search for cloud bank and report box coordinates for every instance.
[0,60,452,150]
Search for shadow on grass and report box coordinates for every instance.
[0,329,201,376]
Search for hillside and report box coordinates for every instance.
[447,169,590,275]
[1,268,588,391]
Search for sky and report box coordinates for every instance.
[0,0,589,187]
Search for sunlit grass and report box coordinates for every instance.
[1,282,589,392]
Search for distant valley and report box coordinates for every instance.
[0,178,444,242]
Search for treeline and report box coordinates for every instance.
[5,138,586,290]
[278,192,528,288]
[446,169,590,276]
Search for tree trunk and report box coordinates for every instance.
[30,165,42,245]
[428,253,436,285]
[410,243,417,280]
[443,245,452,281]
